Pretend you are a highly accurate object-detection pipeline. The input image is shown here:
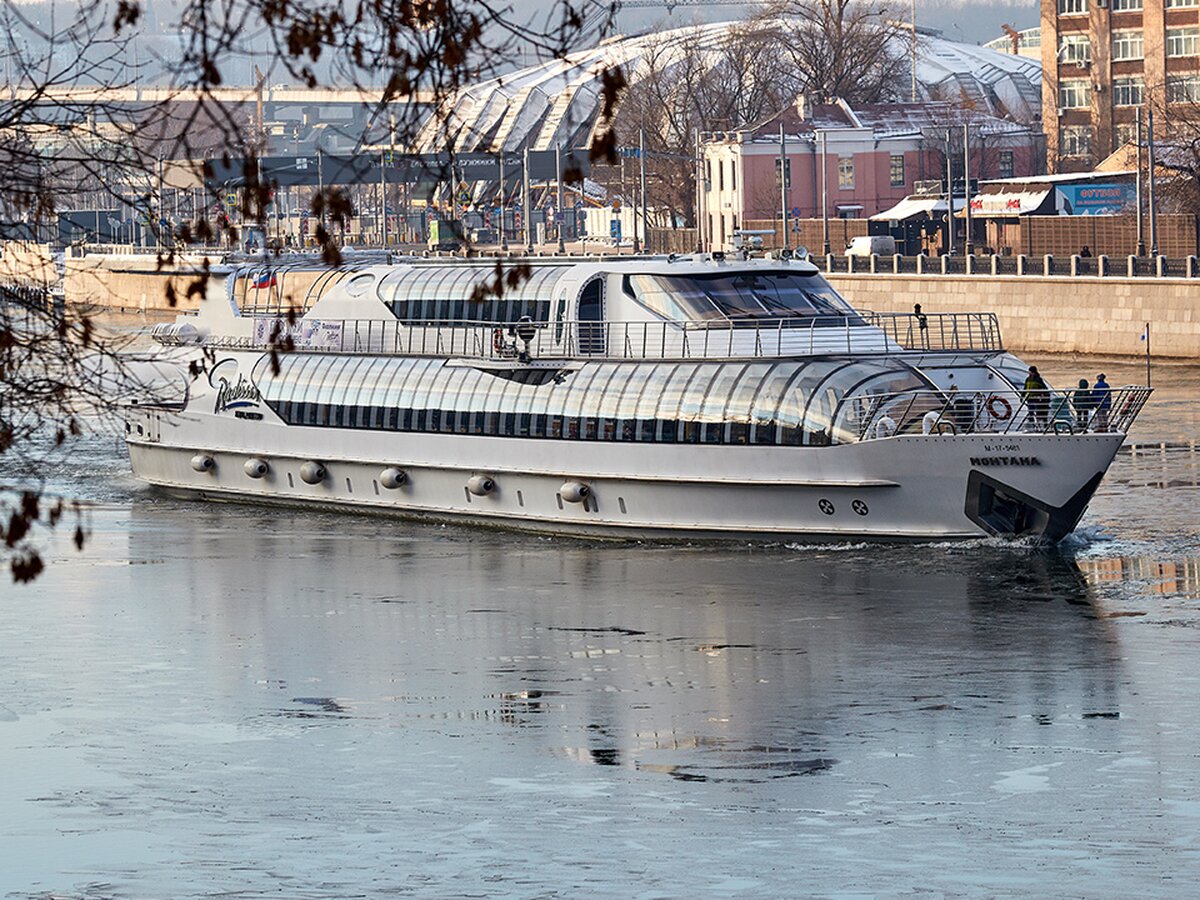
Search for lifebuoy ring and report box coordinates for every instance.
[986,395,1013,421]
[492,328,505,353]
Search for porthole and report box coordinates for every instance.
[818,498,835,516]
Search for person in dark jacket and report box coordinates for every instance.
[1092,373,1112,431]
[1023,365,1050,429]
[1073,378,1095,430]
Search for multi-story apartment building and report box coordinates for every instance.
[1042,0,1200,172]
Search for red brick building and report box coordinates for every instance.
[699,99,1045,251]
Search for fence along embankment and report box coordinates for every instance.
[827,271,1198,359]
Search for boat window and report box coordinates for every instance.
[724,363,775,445]
[377,263,571,324]
[258,355,929,447]
[623,271,862,324]
[577,278,605,355]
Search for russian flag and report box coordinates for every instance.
[253,270,276,289]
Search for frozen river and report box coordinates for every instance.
[3,355,1200,897]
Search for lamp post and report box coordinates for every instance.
[779,122,789,252]
[556,142,566,254]
[962,123,973,256]
[820,130,830,256]
[523,146,532,252]
[639,127,648,255]
[1148,106,1159,257]
[1135,111,1145,257]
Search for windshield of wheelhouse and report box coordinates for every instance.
[623,271,864,326]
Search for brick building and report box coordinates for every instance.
[698,99,1044,252]
[1042,0,1200,172]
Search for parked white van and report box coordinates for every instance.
[845,235,896,257]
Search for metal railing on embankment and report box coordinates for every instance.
[815,253,1200,279]
[155,311,1005,360]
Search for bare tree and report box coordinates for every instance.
[766,0,906,104]
[1,0,617,581]
[615,21,799,227]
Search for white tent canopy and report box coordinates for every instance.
[870,196,966,221]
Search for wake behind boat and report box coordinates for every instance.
[124,254,1150,542]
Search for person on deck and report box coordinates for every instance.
[1023,365,1050,430]
[1092,373,1112,431]
[1073,378,1096,431]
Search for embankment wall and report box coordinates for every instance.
[63,254,328,312]
[0,241,57,285]
[827,273,1200,359]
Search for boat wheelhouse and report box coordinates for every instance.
[127,254,1150,542]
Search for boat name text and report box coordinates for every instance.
[969,456,1041,467]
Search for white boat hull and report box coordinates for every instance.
[125,406,1124,541]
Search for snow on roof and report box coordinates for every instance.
[419,19,1043,156]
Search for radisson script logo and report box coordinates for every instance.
[209,358,262,413]
[969,456,1041,467]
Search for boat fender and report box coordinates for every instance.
[466,475,496,496]
[244,458,269,479]
[191,454,216,473]
[560,481,591,503]
[299,461,327,485]
[380,467,408,490]
[986,395,1013,421]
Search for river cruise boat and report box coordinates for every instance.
[125,255,1150,542]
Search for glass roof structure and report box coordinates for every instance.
[253,354,932,446]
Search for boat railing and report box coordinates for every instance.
[863,311,1002,352]
[844,386,1153,441]
[159,310,1004,360]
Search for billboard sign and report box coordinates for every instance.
[1056,183,1135,216]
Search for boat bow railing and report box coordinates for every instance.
[843,386,1152,441]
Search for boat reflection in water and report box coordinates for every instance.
[121,500,1121,783]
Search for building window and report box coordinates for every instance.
[705,160,712,190]
[998,150,1014,179]
[1111,0,1142,10]
[1167,27,1200,58]
[1059,79,1091,109]
[1111,30,1144,62]
[1059,34,1091,64]
[718,161,724,192]
[1058,0,1087,14]
[1168,75,1200,103]
[731,159,737,189]
[1115,123,1137,147]
[1060,125,1092,158]
[1113,76,1145,107]
[1166,0,1199,9]
[838,157,854,190]
[889,154,905,187]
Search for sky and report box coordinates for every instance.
[4,0,1041,87]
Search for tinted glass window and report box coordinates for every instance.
[625,271,861,324]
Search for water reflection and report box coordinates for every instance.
[116,499,1121,783]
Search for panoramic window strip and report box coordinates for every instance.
[253,355,931,447]
[377,264,569,323]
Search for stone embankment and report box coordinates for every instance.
[827,272,1198,359]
